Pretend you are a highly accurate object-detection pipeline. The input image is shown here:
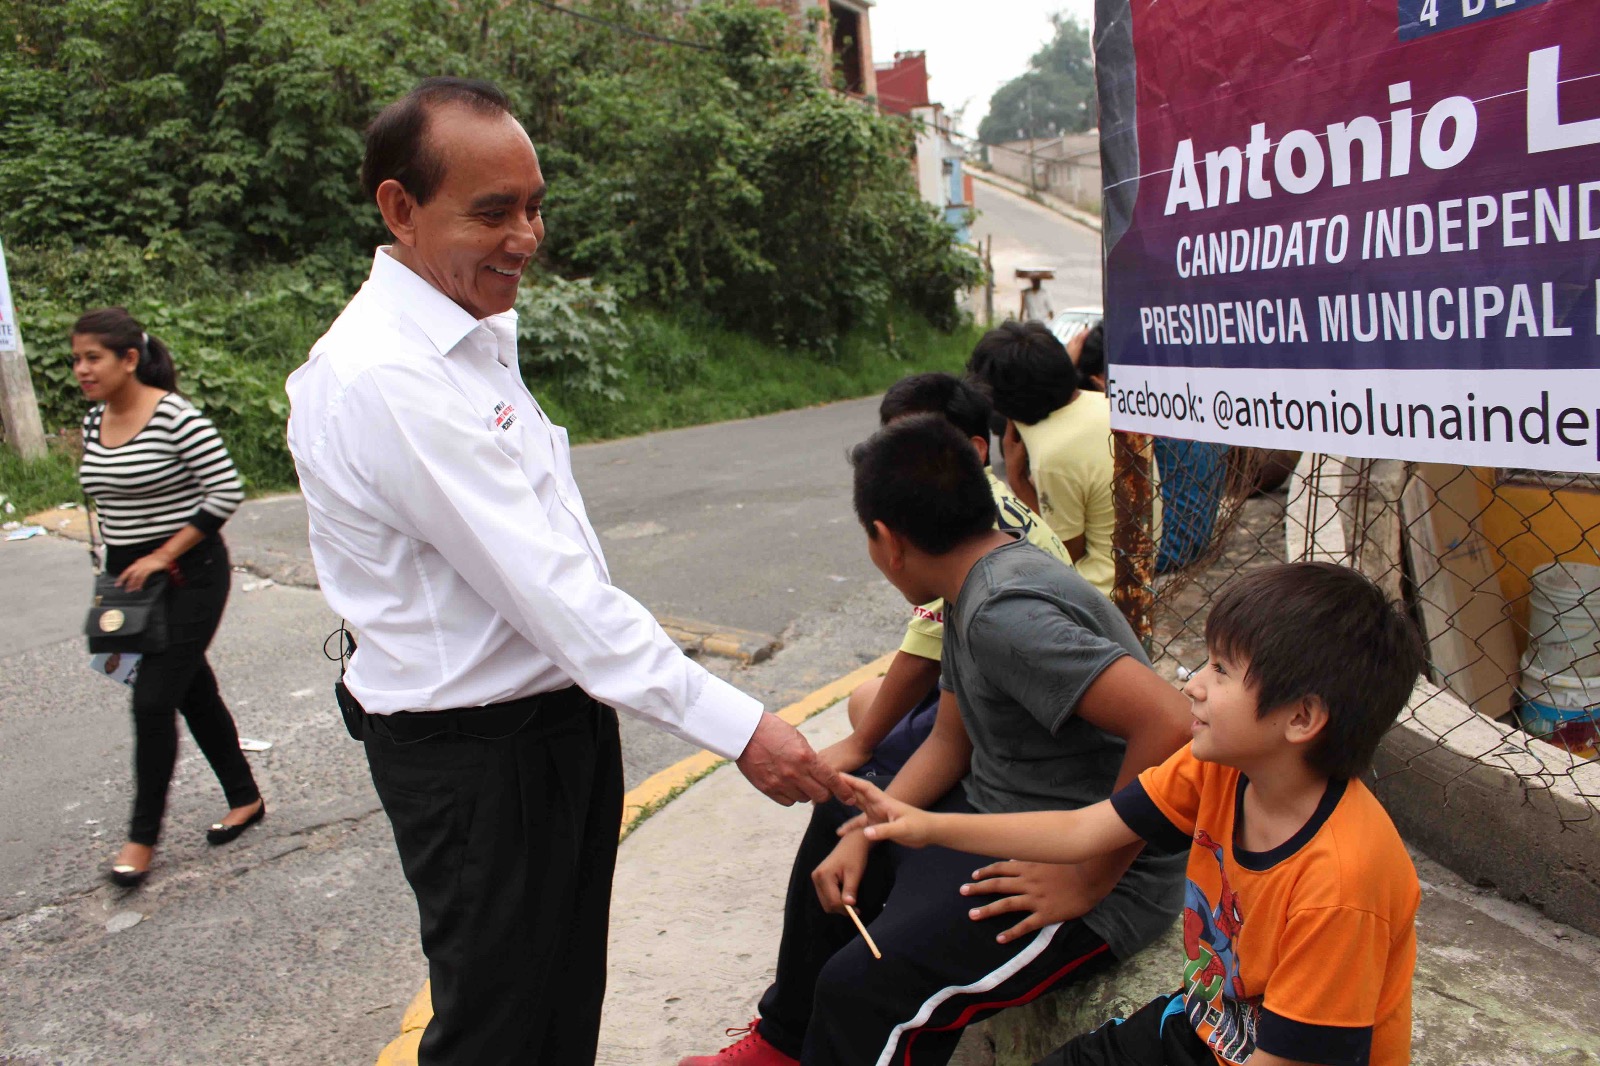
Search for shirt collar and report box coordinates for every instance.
[367,248,519,365]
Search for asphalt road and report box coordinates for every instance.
[0,185,1104,1065]
[970,179,1103,319]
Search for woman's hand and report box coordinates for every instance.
[115,552,172,591]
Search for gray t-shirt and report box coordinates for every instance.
[941,537,1184,959]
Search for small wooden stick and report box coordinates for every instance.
[843,903,882,960]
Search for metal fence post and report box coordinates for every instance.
[1112,430,1155,648]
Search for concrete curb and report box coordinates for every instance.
[374,650,897,1066]
[969,170,1104,234]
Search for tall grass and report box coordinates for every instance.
[0,444,82,518]
[537,307,987,443]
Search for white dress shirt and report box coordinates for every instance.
[286,249,763,760]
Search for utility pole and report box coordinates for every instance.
[0,238,47,461]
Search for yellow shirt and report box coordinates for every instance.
[1016,391,1160,598]
[899,471,1072,661]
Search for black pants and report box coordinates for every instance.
[1036,992,1212,1066]
[358,687,624,1066]
[110,537,259,847]
[756,786,1116,1066]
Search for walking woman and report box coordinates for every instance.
[72,307,265,888]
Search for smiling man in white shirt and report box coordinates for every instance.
[286,78,845,1066]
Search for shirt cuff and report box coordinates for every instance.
[1110,779,1192,854]
[680,672,765,760]
[188,509,228,536]
[1257,1009,1373,1066]
[898,627,944,661]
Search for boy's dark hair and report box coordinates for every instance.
[879,372,993,444]
[851,414,998,555]
[362,77,513,202]
[1206,562,1425,779]
[1078,323,1106,386]
[965,320,1078,426]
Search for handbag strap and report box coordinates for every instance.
[82,490,105,575]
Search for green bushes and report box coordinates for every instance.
[0,0,984,488]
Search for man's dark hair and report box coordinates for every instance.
[361,77,513,203]
[1078,323,1106,387]
[850,414,997,555]
[1206,562,1425,780]
[879,372,993,444]
[965,321,1078,426]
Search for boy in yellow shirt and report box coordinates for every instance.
[847,562,1426,1066]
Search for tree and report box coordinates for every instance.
[977,15,1096,145]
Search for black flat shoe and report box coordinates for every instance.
[107,864,149,889]
[206,801,265,846]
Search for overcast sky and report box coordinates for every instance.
[868,0,1095,137]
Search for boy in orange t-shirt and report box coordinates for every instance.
[845,562,1426,1066]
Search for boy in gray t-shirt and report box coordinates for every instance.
[680,415,1192,1066]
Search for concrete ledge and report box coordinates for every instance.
[978,924,1180,1066]
[1375,681,1600,938]
[981,855,1600,1065]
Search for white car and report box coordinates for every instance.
[1048,306,1102,347]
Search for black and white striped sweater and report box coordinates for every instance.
[79,394,244,547]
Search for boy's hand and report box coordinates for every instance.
[962,859,1122,944]
[818,734,873,774]
[836,774,937,848]
[811,831,871,915]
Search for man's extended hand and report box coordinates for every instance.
[961,858,1121,944]
[735,713,848,806]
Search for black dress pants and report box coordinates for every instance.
[361,688,624,1066]
[111,537,259,847]
[755,785,1117,1066]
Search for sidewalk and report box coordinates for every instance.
[375,680,1600,1065]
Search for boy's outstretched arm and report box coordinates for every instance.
[844,775,1139,863]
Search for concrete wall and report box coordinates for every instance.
[1374,681,1600,937]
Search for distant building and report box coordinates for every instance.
[985,131,1102,212]
[877,51,972,242]
[757,0,877,99]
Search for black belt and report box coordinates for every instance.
[335,681,592,744]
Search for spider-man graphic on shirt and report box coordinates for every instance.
[1180,829,1256,1063]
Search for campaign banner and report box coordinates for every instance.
[0,238,20,353]
[1094,0,1600,472]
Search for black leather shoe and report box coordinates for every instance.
[206,801,265,846]
[107,864,149,889]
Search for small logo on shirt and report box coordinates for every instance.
[493,401,518,431]
[912,604,944,625]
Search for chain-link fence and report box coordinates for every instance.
[1110,438,1600,833]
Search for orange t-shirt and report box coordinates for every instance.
[1110,745,1419,1066]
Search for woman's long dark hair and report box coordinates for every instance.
[72,307,177,392]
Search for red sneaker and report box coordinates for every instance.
[677,1019,799,1065]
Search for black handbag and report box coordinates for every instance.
[83,500,170,655]
[86,571,170,654]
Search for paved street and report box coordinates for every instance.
[970,178,1103,320]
